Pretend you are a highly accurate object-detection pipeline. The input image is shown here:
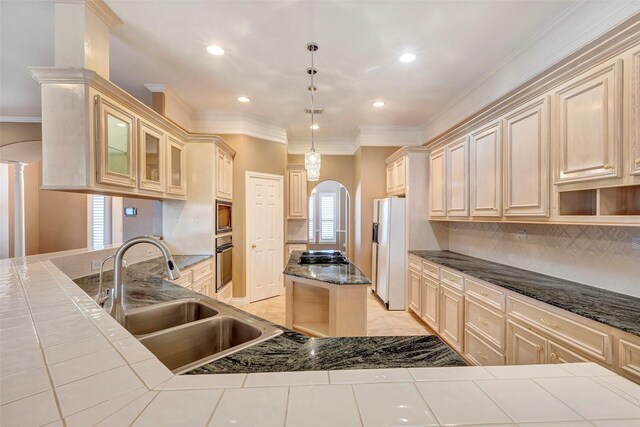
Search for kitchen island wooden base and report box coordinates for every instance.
[285,275,368,337]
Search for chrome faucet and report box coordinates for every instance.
[109,236,181,325]
[95,256,128,307]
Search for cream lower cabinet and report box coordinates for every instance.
[420,275,439,330]
[406,255,640,384]
[170,258,214,297]
[408,267,421,315]
[439,283,465,352]
[507,320,547,365]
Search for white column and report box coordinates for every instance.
[13,162,26,257]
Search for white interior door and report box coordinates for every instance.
[246,172,284,302]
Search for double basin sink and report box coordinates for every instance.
[123,299,282,374]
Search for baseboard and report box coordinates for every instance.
[230,296,248,307]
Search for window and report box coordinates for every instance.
[308,196,315,243]
[87,195,113,247]
[319,192,336,244]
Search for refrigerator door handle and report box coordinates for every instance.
[372,222,379,244]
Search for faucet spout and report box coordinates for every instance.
[109,236,179,325]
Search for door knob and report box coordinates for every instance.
[251,244,257,249]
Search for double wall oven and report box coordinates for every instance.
[216,235,233,292]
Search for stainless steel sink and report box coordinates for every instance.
[124,298,283,374]
[124,299,219,336]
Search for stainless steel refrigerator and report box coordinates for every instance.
[371,197,406,310]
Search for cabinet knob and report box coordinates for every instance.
[477,351,489,361]
[479,291,489,297]
[130,178,136,184]
[251,243,257,249]
[603,163,613,170]
[478,317,489,326]
[635,158,640,166]
[504,207,510,213]
[535,345,542,352]
[540,318,559,329]
[550,352,559,361]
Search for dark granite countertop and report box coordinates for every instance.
[284,250,372,285]
[409,250,640,337]
[285,240,308,245]
[74,254,463,374]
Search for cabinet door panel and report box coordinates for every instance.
[225,155,233,199]
[421,275,439,330]
[139,121,165,193]
[429,148,446,217]
[507,320,546,365]
[440,284,464,352]
[167,136,186,196]
[446,137,469,217]
[395,157,406,194]
[386,164,395,194]
[216,150,226,199]
[288,170,307,218]
[96,96,137,188]
[408,268,421,315]
[632,49,640,176]
[503,97,549,216]
[548,340,589,364]
[554,60,622,184]
[470,121,502,217]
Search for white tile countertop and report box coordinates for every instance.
[1,256,640,426]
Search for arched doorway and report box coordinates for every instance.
[308,180,349,254]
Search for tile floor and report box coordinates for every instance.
[241,288,433,336]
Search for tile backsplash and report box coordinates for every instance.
[448,223,640,298]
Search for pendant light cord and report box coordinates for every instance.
[310,45,316,152]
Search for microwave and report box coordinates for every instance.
[216,200,232,234]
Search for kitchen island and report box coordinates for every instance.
[284,250,371,337]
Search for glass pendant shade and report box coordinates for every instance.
[305,150,321,181]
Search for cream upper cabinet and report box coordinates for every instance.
[470,121,502,217]
[421,275,439,331]
[446,137,469,217]
[138,121,165,193]
[408,268,421,315]
[386,156,407,196]
[503,97,550,217]
[554,59,623,184]
[167,136,186,196]
[429,148,446,218]
[394,157,406,194]
[216,148,233,200]
[96,96,137,188]
[386,164,395,194]
[439,283,465,352]
[288,169,307,218]
[506,320,547,365]
[632,49,640,176]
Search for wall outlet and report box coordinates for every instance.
[516,228,528,239]
[632,237,640,250]
[91,259,102,271]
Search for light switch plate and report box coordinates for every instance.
[632,237,640,250]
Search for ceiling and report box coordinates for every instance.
[1,0,581,142]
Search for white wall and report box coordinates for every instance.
[448,223,640,298]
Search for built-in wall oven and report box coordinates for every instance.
[216,235,233,292]
[216,200,232,234]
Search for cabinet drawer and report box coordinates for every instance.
[172,271,192,288]
[548,340,589,364]
[440,268,464,291]
[465,277,505,311]
[408,256,422,271]
[192,260,213,282]
[422,260,439,280]
[619,339,640,383]
[192,275,212,297]
[508,297,612,363]
[466,297,506,351]
[465,329,505,366]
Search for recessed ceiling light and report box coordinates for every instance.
[399,53,416,63]
[310,124,319,130]
[372,101,386,108]
[237,96,250,103]
[207,45,225,56]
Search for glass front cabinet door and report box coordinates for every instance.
[139,121,166,193]
[96,96,137,188]
[167,136,187,196]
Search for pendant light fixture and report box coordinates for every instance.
[305,42,321,182]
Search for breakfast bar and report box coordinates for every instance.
[284,250,371,337]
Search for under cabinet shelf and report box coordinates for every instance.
[599,186,640,216]
[559,190,597,216]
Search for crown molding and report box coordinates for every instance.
[143,84,166,93]
[421,0,640,143]
[55,0,122,28]
[0,117,42,123]
[287,138,355,155]
[191,110,288,144]
[356,125,423,148]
